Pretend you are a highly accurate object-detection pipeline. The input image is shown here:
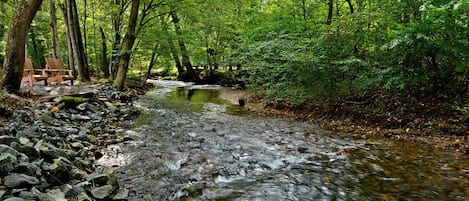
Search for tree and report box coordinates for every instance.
[112,0,139,90]
[170,10,198,81]
[49,0,62,61]
[65,0,90,82]
[0,0,43,93]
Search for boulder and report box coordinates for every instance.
[4,173,40,188]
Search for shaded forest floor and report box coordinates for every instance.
[245,93,469,154]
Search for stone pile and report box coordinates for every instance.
[0,85,140,201]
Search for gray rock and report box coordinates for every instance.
[39,143,71,160]
[44,189,66,201]
[61,184,85,198]
[71,142,84,149]
[4,173,40,188]
[87,173,109,185]
[0,136,20,146]
[91,184,113,199]
[77,192,92,201]
[14,162,42,177]
[0,153,17,174]
[71,114,92,121]
[0,190,5,199]
[3,197,26,201]
[113,188,129,200]
[42,157,73,185]
[0,144,19,156]
[11,142,39,159]
[19,190,39,200]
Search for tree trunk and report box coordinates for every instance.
[29,28,42,67]
[0,0,43,93]
[170,11,198,81]
[326,0,333,25]
[67,0,90,82]
[110,0,125,80]
[112,0,139,90]
[345,0,354,14]
[168,40,184,79]
[49,0,62,61]
[141,44,159,87]
[59,3,75,71]
[99,27,110,78]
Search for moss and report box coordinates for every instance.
[60,96,88,106]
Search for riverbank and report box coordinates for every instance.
[0,83,144,200]
[243,93,469,154]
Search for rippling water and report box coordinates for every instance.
[99,80,469,201]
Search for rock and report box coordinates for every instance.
[113,188,129,200]
[3,197,26,201]
[87,173,109,185]
[14,162,42,177]
[71,142,84,149]
[4,173,40,188]
[77,192,92,201]
[87,135,97,144]
[0,144,19,156]
[11,142,39,159]
[71,114,92,121]
[42,157,74,185]
[91,184,113,199]
[62,184,85,198]
[18,190,39,200]
[0,153,17,174]
[39,143,71,161]
[44,189,67,201]
[0,190,5,199]
[0,136,20,146]
[40,113,54,125]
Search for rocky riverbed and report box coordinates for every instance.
[0,84,141,201]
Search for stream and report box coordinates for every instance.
[98,80,469,201]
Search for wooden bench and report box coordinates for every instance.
[22,58,48,86]
[45,58,75,85]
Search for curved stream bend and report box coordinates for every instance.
[98,80,469,201]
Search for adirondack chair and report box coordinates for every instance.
[45,58,74,85]
[22,58,48,86]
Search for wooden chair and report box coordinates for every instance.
[46,58,74,85]
[22,58,48,86]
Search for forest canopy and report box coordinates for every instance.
[0,0,468,106]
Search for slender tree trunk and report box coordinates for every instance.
[168,40,184,79]
[0,0,43,93]
[141,44,159,86]
[83,0,87,56]
[110,0,125,80]
[49,0,62,61]
[29,28,41,66]
[67,0,90,82]
[59,3,75,71]
[99,27,110,78]
[112,0,140,90]
[345,0,354,14]
[326,0,333,25]
[170,11,198,81]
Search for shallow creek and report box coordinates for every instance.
[98,80,469,201]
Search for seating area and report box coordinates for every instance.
[21,58,75,86]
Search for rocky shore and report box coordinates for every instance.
[0,84,141,201]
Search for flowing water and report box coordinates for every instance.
[99,80,469,201]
